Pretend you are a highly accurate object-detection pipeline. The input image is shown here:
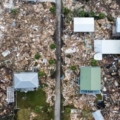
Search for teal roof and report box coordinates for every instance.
[80,67,101,91]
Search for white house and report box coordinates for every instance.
[74,17,94,32]
[116,18,120,33]
[13,72,39,92]
[92,110,104,120]
[94,40,120,60]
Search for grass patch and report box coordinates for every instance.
[62,105,74,120]
[11,9,18,15]
[17,88,53,120]
[38,71,46,77]
[70,65,77,71]
[96,94,102,101]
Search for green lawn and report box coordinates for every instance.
[61,105,74,120]
[16,88,54,120]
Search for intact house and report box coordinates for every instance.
[74,17,94,32]
[80,66,101,94]
[13,72,39,92]
[94,40,120,60]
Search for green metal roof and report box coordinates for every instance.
[80,67,101,91]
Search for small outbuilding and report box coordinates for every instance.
[74,17,94,32]
[94,40,120,60]
[13,72,39,92]
[92,110,104,120]
[80,67,101,94]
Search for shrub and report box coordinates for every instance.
[35,53,41,59]
[49,59,55,65]
[49,6,56,14]
[66,54,71,58]
[90,59,97,66]
[50,44,56,49]
[78,10,89,17]
[89,11,105,19]
[65,107,71,113]
[63,7,71,15]
[38,71,45,77]
[73,9,89,17]
[89,11,96,17]
[11,9,18,15]
[98,13,105,19]
[70,65,77,71]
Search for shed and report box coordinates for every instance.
[80,67,101,94]
[92,110,104,120]
[14,72,39,92]
[116,18,120,33]
[74,17,94,32]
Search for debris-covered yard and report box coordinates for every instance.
[61,0,120,119]
[0,0,56,119]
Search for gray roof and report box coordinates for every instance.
[14,72,39,89]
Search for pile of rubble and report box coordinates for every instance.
[101,55,120,119]
[61,0,120,119]
[0,0,56,108]
[0,67,14,116]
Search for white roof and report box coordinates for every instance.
[74,17,94,32]
[94,40,120,54]
[92,110,104,120]
[14,72,39,89]
[116,18,120,33]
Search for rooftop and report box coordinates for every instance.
[80,67,101,94]
[14,72,39,89]
[74,17,94,32]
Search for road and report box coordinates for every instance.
[54,0,61,120]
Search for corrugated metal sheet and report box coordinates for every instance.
[80,67,101,93]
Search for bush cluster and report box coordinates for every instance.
[73,9,105,19]
[90,59,98,66]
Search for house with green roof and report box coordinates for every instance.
[80,66,101,94]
